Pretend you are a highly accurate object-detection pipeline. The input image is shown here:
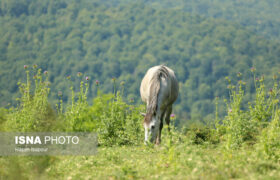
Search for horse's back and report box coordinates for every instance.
[140,66,159,103]
[159,66,178,106]
[140,65,178,104]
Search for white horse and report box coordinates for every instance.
[140,65,179,144]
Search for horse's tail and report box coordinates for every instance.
[147,65,169,116]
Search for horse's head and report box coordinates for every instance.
[141,112,159,144]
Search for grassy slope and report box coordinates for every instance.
[17,145,280,179]
[1,134,279,179]
[49,146,279,179]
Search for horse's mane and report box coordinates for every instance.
[145,65,169,124]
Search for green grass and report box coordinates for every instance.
[1,140,280,179]
[47,145,280,180]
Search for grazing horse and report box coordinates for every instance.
[140,65,179,144]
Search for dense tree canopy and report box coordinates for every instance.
[0,0,280,126]
[147,0,280,40]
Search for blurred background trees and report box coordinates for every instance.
[0,0,280,127]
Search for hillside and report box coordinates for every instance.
[0,0,280,125]
[146,0,280,40]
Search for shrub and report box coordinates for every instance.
[217,69,280,150]
[90,92,144,146]
[63,77,144,146]
[4,68,56,132]
[64,80,91,132]
[257,109,280,160]
[0,108,8,131]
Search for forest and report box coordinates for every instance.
[0,0,280,126]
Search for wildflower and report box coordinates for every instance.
[95,80,99,85]
[129,98,134,103]
[44,71,48,75]
[170,114,175,118]
[120,81,125,86]
[269,88,273,93]
[33,75,37,79]
[228,109,232,113]
[273,74,277,80]
[66,75,71,80]
[237,72,242,77]
[250,67,256,72]
[33,64,38,69]
[77,72,82,77]
[256,77,259,81]
[24,65,28,69]
[112,77,116,82]
[85,76,89,81]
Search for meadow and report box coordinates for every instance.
[0,66,280,179]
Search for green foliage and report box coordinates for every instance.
[185,125,219,145]
[65,79,90,132]
[60,77,144,146]
[4,68,56,132]
[222,78,252,149]
[257,110,280,160]
[65,88,145,146]
[1,0,280,125]
[215,69,280,157]
[147,0,280,40]
[93,92,144,146]
[0,108,7,131]
[1,66,144,146]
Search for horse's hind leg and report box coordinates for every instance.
[156,112,165,145]
[165,106,172,132]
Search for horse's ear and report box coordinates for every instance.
[140,112,146,117]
